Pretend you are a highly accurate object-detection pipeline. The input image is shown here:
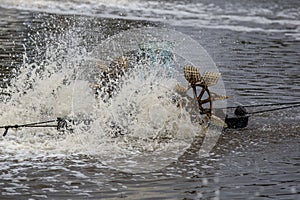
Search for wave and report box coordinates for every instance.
[0,0,299,39]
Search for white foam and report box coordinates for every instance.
[1,31,189,173]
[0,26,227,173]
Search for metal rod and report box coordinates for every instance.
[248,104,300,115]
[0,119,56,129]
[225,101,300,109]
[25,125,58,128]
[1,119,58,136]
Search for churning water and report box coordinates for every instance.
[0,0,299,199]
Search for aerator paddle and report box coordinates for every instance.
[175,66,229,128]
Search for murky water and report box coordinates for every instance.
[0,0,299,199]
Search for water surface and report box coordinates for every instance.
[0,0,299,199]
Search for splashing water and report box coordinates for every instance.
[0,25,226,173]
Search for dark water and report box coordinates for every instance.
[0,0,300,199]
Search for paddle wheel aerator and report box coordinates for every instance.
[176,66,229,127]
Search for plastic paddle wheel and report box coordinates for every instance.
[176,66,229,127]
[184,66,217,117]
